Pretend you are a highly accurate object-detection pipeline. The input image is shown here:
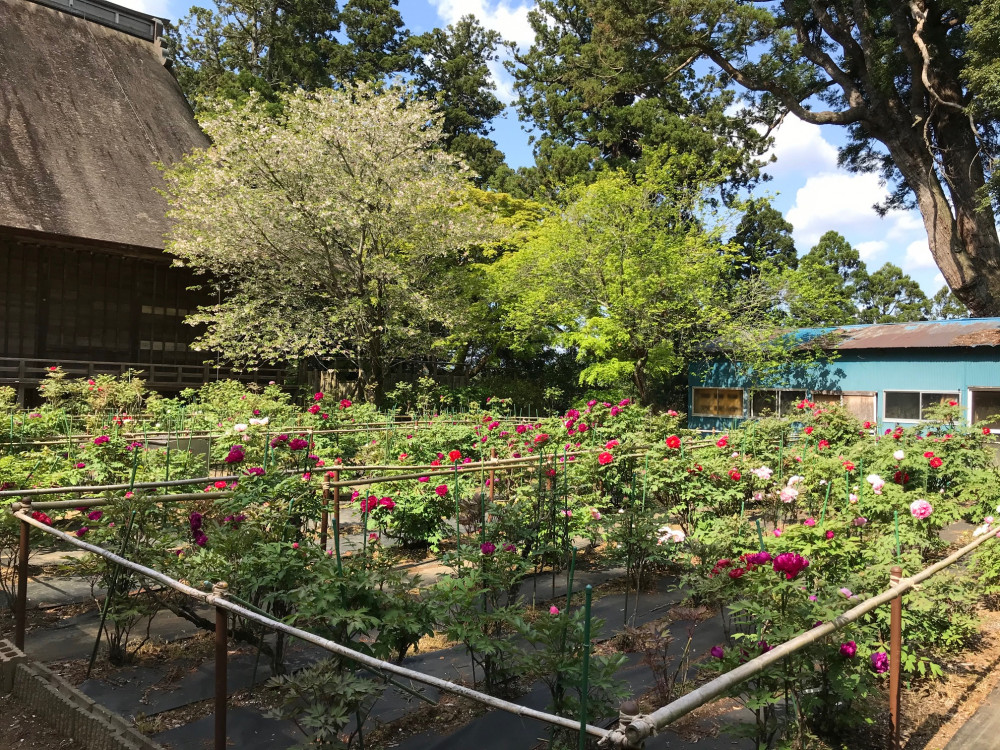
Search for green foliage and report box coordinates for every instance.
[491,164,731,404]
[588,0,1000,316]
[409,15,510,184]
[161,84,505,403]
[508,0,768,198]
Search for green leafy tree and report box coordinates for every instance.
[590,0,1000,316]
[160,84,502,403]
[781,231,866,325]
[490,153,731,404]
[856,263,929,323]
[168,0,412,107]
[507,0,769,198]
[929,286,970,319]
[728,198,797,282]
[167,0,341,105]
[327,0,412,83]
[410,15,510,184]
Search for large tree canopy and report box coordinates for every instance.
[590,0,1000,315]
[490,153,735,405]
[160,84,502,402]
[503,0,771,199]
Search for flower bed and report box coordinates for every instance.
[4,377,1000,747]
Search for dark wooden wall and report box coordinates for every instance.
[0,229,207,364]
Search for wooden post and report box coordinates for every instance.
[889,566,902,750]
[14,510,30,650]
[214,582,229,750]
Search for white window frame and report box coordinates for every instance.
[691,387,745,418]
[882,389,960,423]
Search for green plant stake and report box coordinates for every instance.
[755,518,766,551]
[579,585,593,750]
[820,480,832,526]
[128,447,139,492]
[895,510,901,560]
[845,471,851,508]
[778,435,784,480]
[165,430,171,482]
[641,454,649,511]
[87,510,136,678]
[454,462,460,555]
[333,517,342,575]
[480,464,486,547]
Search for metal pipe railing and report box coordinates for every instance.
[11,509,611,745]
[601,528,1000,748]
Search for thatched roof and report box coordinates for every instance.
[0,0,208,250]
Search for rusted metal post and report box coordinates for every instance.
[889,566,902,750]
[214,582,229,750]
[320,479,330,552]
[14,508,30,650]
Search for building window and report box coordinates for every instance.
[750,389,807,417]
[815,391,877,423]
[884,391,958,421]
[971,389,1000,432]
[692,387,744,417]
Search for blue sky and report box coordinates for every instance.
[122,0,945,296]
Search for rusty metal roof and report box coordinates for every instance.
[807,318,1000,349]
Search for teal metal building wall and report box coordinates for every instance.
[687,321,1000,432]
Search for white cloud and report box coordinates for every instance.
[786,172,890,249]
[903,239,936,270]
[110,0,172,18]
[856,240,887,260]
[887,211,924,239]
[429,0,537,48]
[932,273,946,289]
[761,117,838,178]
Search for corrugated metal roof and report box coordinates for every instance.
[799,318,1000,350]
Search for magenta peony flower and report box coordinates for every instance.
[871,651,889,673]
[772,552,810,580]
[480,542,496,555]
[710,646,724,659]
[840,641,857,658]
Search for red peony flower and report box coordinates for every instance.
[598,451,613,465]
[665,435,681,449]
[728,468,741,481]
[929,456,943,468]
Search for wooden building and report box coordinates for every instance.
[0,0,277,401]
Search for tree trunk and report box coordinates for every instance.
[881,117,1000,316]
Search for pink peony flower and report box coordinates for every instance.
[910,499,933,519]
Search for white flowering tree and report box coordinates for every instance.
[161,83,501,401]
